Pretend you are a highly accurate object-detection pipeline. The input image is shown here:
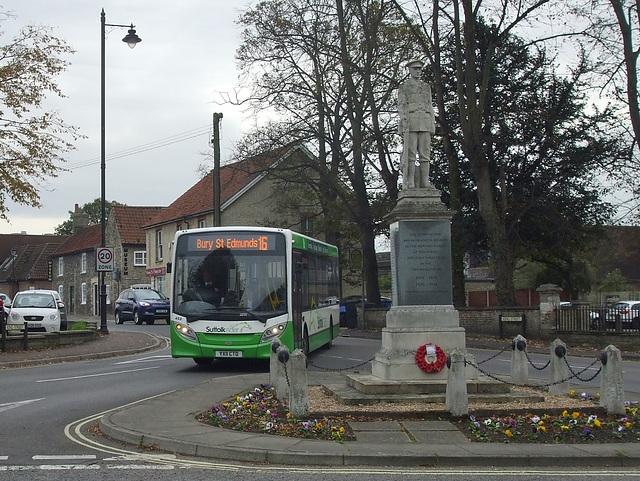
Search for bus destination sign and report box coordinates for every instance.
[190,234,277,251]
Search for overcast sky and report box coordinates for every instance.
[1,0,254,235]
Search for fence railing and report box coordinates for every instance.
[555,304,639,333]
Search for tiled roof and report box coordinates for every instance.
[112,205,164,245]
[52,224,102,256]
[143,150,286,228]
[0,242,64,282]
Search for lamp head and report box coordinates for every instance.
[122,25,142,49]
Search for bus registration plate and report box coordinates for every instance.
[216,350,242,358]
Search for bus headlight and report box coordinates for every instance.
[174,322,198,342]
[260,324,285,343]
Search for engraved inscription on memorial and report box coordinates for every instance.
[392,220,452,305]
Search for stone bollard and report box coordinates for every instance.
[445,348,468,416]
[600,345,625,415]
[549,338,570,396]
[270,341,290,401]
[510,335,528,386]
[289,348,310,418]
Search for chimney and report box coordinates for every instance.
[72,204,89,233]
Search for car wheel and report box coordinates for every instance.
[193,357,213,366]
[133,310,143,325]
[115,311,123,325]
[166,319,170,325]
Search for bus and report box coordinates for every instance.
[169,227,340,365]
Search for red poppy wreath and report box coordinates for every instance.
[415,343,447,373]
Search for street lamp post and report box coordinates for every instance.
[10,248,17,298]
[100,9,141,334]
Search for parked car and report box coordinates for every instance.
[115,287,170,325]
[606,300,640,329]
[0,292,13,308]
[0,292,11,322]
[8,290,67,333]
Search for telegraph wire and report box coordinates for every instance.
[66,124,213,171]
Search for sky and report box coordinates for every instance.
[1,0,255,235]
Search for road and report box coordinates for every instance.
[0,323,639,479]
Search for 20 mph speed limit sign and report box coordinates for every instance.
[96,247,114,272]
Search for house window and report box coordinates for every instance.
[134,251,147,266]
[81,252,87,273]
[58,257,64,277]
[58,285,64,301]
[301,216,315,236]
[198,219,206,228]
[155,275,166,296]
[81,282,87,305]
[156,230,163,261]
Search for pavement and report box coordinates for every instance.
[3,319,640,467]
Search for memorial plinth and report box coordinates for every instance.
[362,184,474,383]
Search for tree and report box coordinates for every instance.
[234,0,416,304]
[55,198,121,235]
[0,15,81,219]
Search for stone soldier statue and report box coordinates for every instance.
[398,59,435,189]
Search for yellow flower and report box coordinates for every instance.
[340,427,345,433]
[570,389,575,395]
[562,410,568,417]
[561,425,569,431]
[572,412,580,419]
[626,422,632,428]
[286,413,291,419]
[539,426,546,432]
[505,429,513,437]
[538,421,544,426]
[594,420,601,427]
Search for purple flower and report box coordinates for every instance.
[302,421,310,430]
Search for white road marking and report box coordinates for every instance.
[0,456,8,460]
[33,455,96,460]
[114,355,174,365]
[0,398,45,414]
[35,366,160,383]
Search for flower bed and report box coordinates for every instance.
[197,384,354,443]
[457,393,640,443]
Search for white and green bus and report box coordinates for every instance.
[170,227,340,365]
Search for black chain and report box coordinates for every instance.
[283,361,291,388]
[467,355,604,390]
[476,343,512,364]
[308,356,375,372]
[564,356,603,383]
[524,350,551,371]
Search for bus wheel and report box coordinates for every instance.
[193,357,213,366]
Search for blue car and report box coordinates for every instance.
[114,287,170,325]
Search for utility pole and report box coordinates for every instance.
[212,113,223,227]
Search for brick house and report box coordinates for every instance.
[142,144,321,291]
[51,205,163,316]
